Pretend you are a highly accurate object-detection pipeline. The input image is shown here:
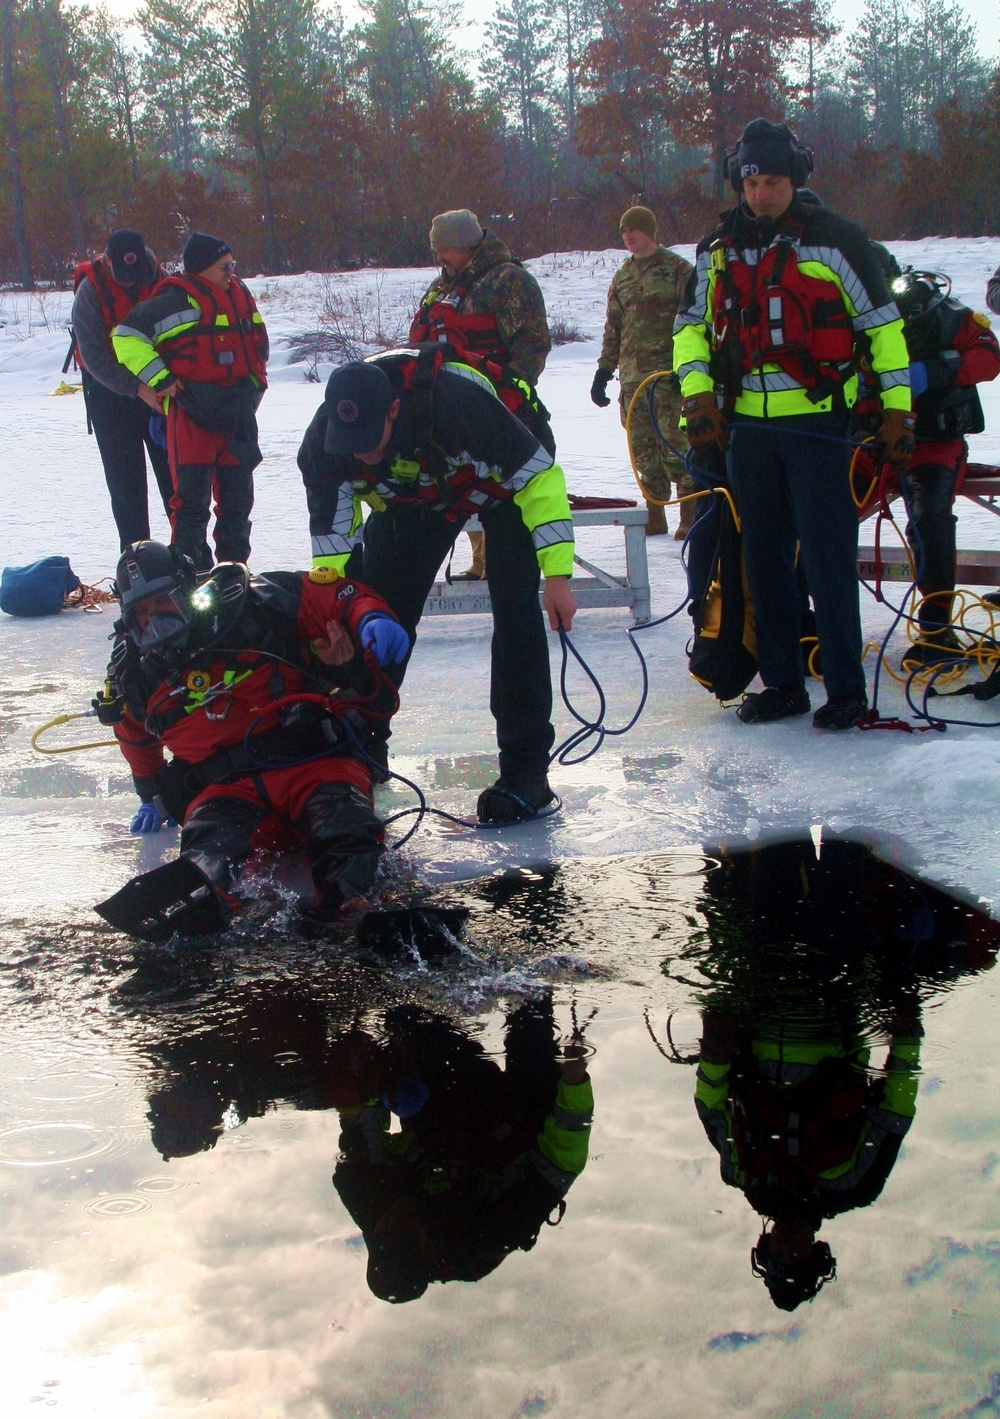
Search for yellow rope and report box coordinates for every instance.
[849,437,881,511]
[32,712,117,755]
[624,373,739,529]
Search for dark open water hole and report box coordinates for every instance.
[2,831,998,1417]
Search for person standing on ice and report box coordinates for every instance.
[856,252,1000,667]
[111,233,268,571]
[409,208,553,582]
[71,228,174,550]
[95,540,407,929]
[591,206,694,539]
[673,119,914,730]
[297,351,576,823]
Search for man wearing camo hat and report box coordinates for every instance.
[410,208,553,580]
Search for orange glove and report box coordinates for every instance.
[877,407,917,470]
[681,392,728,452]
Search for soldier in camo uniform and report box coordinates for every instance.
[591,206,695,537]
[410,209,552,578]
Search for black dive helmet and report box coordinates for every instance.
[888,268,952,354]
[115,541,197,650]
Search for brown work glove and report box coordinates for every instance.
[681,392,728,453]
[877,406,917,470]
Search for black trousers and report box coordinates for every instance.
[180,780,384,910]
[901,440,964,627]
[727,412,866,702]
[85,377,173,551]
[361,500,554,777]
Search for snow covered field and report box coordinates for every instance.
[3,238,1000,915]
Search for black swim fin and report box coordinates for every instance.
[355,906,470,960]
[95,857,229,942]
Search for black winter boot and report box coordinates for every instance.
[812,691,869,730]
[477,771,555,824]
[736,686,811,724]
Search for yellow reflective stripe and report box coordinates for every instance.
[537,1078,593,1176]
[112,330,166,383]
[732,377,861,417]
[311,552,350,577]
[513,464,574,577]
[674,263,718,398]
[695,1076,729,1110]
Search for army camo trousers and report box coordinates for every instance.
[619,380,692,505]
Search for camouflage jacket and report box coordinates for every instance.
[413,230,551,383]
[599,246,694,386]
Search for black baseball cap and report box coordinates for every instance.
[323,362,395,455]
[106,229,148,285]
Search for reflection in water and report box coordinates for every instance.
[133,968,594,1304]
[330,999,593,1303]
[679,838,999,1312]
[2,833,998,1414]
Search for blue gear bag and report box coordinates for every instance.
[0,557,81,617]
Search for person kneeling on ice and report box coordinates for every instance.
[94,540,408,938]
[298,350,577,823]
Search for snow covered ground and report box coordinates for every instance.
[3,238,1000,918]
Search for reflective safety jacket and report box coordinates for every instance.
[674,196,911,418]
[111,274,268,393]
[299,350,574,579]
[695,1033,920,1218]
[103,569,395,808]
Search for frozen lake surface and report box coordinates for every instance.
[2,241,1000,1414]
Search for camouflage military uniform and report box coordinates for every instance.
[414,230,551,382]
[599,245,694,508]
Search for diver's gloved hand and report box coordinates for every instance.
[357,613,409,667]
[130,798,170,834]
[908,362,928,399]
[590,368,613,407]
[147,413,168,449]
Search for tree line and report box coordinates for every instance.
[1,0,996,287]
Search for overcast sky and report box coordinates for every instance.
[74,0,1000,63]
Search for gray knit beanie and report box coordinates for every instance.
[429,209,484,252]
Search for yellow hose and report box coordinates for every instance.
[32,711,117,755]
[624,373,739,529]
[849,438,881,511]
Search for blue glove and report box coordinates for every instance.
[148,413,168,449]
[130,800,168,834]
[381,1075,430,1120]
[357,613,409,666]
[908,362,928,399]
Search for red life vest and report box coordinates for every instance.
[72,256,160,368]
[410,296,505,363]
[712,217,856,402]
[155,274,268,387]
[409,280,544,429]
[349,348,516,521]
[730,1055,869,1190]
